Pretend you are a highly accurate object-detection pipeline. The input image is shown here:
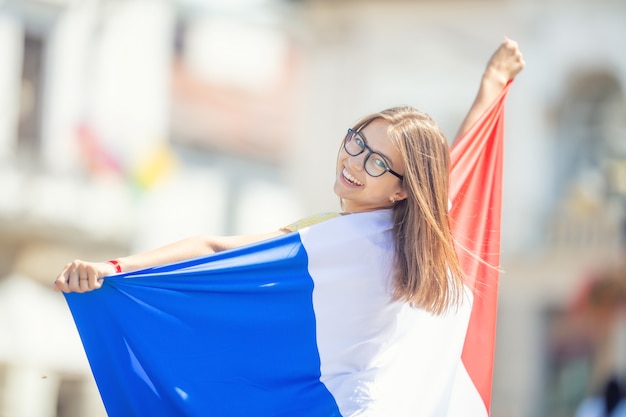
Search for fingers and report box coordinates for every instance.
[68,265,81,292]
[53,260,104,293]
[87,263,103,291]
[485,37,526,83]
[502,38,526,75]
[53,261,73,293]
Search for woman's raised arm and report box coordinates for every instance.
[454,37,525,142]
[53,230,287,293]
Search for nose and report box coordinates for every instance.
[347,152,367,172]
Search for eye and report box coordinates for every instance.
[372,156,388,170]
[354,137,365,148]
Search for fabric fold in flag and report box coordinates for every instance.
[66,230,344,417]
[449,80,512,415]
[64,82,512,417]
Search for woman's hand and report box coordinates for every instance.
[483,37,526,87]
[455,37,525,141]
[53,260,116,293]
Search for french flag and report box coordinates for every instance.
[64,83,511,417]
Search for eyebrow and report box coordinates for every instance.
[355,129,397,168]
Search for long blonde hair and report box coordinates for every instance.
[351,107,464,315]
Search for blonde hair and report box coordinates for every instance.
[351,107,464,315]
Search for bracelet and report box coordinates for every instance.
[107,259,122,273]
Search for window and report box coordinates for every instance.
[56,376,85,417]
[547,71,626,248]
[554,71,625,201]
[17,33,46,159]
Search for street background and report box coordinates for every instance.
[1,0,625,416]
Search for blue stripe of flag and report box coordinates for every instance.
[65,232,343,417]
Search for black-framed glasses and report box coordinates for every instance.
[343,128,404,180]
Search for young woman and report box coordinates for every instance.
[54,38,525,317]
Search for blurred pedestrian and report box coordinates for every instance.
[575,375,626,417]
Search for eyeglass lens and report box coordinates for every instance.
[344,131,389,177]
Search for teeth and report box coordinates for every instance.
[343,169,363,186]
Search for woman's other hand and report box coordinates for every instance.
[53,260,115,293]
[484,37,526,87]
[454,37,525,141]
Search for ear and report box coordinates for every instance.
[391,189,407,203]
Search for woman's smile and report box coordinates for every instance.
[341,168,364,187]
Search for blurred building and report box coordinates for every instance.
[0,0,625,416]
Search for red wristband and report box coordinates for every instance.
[108,259,122,273]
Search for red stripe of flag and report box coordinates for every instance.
[449,81,512,415]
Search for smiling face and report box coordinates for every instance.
[334,118,407,213]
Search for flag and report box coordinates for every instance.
[449,80,512,415]
[64,83,512,417]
